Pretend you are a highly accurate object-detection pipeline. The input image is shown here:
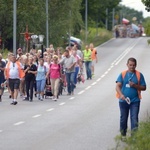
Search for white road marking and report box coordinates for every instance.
[69,97,75,100]
[0,130,3,133]
[85,86,91,90]
[59,102,65,106]
[107,68,111,71]
[101,75,105,78]
[32,114,41,118]
[91,82,97,85]
[78,90,85,94]
[14,121,25,126]
[46,108,54,112]
[96,78,101,82]
[104,71,108,75]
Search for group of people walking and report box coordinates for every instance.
[0,43,98,104]
[0,41,148,140]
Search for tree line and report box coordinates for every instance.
[0,0,145,50]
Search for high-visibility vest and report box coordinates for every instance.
[5,61,25,79]
[116,70,142,99]
[83,49,92,61]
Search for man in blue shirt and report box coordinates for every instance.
[116,57,146,139]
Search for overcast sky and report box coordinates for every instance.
[121,0,150,18]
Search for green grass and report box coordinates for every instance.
[113,117,150,150]
[78,27,113,49]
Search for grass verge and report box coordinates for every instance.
[78,27,113,49]
[113,117,150,150]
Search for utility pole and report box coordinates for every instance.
[112,8,115,29]
[13,0,17,55]
[85,0,88,44]
[46,0,49,48]
[105,8,108,30]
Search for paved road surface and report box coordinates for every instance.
[0,37,150,150]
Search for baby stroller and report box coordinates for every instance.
[44,84,53,99]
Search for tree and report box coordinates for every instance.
[142,0,150,12]
[0,0,83,50]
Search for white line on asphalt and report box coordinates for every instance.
[96,78,101,82]
[14,121,25,126]
[91,82,97,85]
[32,114,42,118]
[69,97,75,100]
[104,71,108,75]
[101,75,105,78]
[78,90,85,94]
[0,130,3,133]
[107,68,111,71]
[46,108,54,112]
[59,102,66,106]
[85,86,91,90]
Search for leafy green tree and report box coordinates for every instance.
[142,0,150,11]
[0,0,83,50]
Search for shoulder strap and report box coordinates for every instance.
[135,70,141,84]
[121,70,127,79]
[122,70,140,83]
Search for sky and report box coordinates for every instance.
[121,0,150,18]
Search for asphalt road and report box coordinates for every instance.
[0,37,150,150]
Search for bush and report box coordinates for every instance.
[78,27,113,49]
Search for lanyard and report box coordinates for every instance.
[128,73,134,82]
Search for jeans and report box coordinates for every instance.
[25,78,35,100]
[74,66,79,84]
[36,79,46,92]
[65,72,75,94]
[119,101,140,136]
[84,61,92,79]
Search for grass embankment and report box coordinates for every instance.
[114,117,150,150]
[78,27,113,49]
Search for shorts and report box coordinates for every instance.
[0,76,5,89]
[8,79,20,92]
[92,60,96,67]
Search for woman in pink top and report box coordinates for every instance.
[48,55,61,101]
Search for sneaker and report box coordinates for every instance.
[23,97,29,101]
[11,101,18,105]
[29,98,33,102]
[121,136,127,142]
[52,97,57,101]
